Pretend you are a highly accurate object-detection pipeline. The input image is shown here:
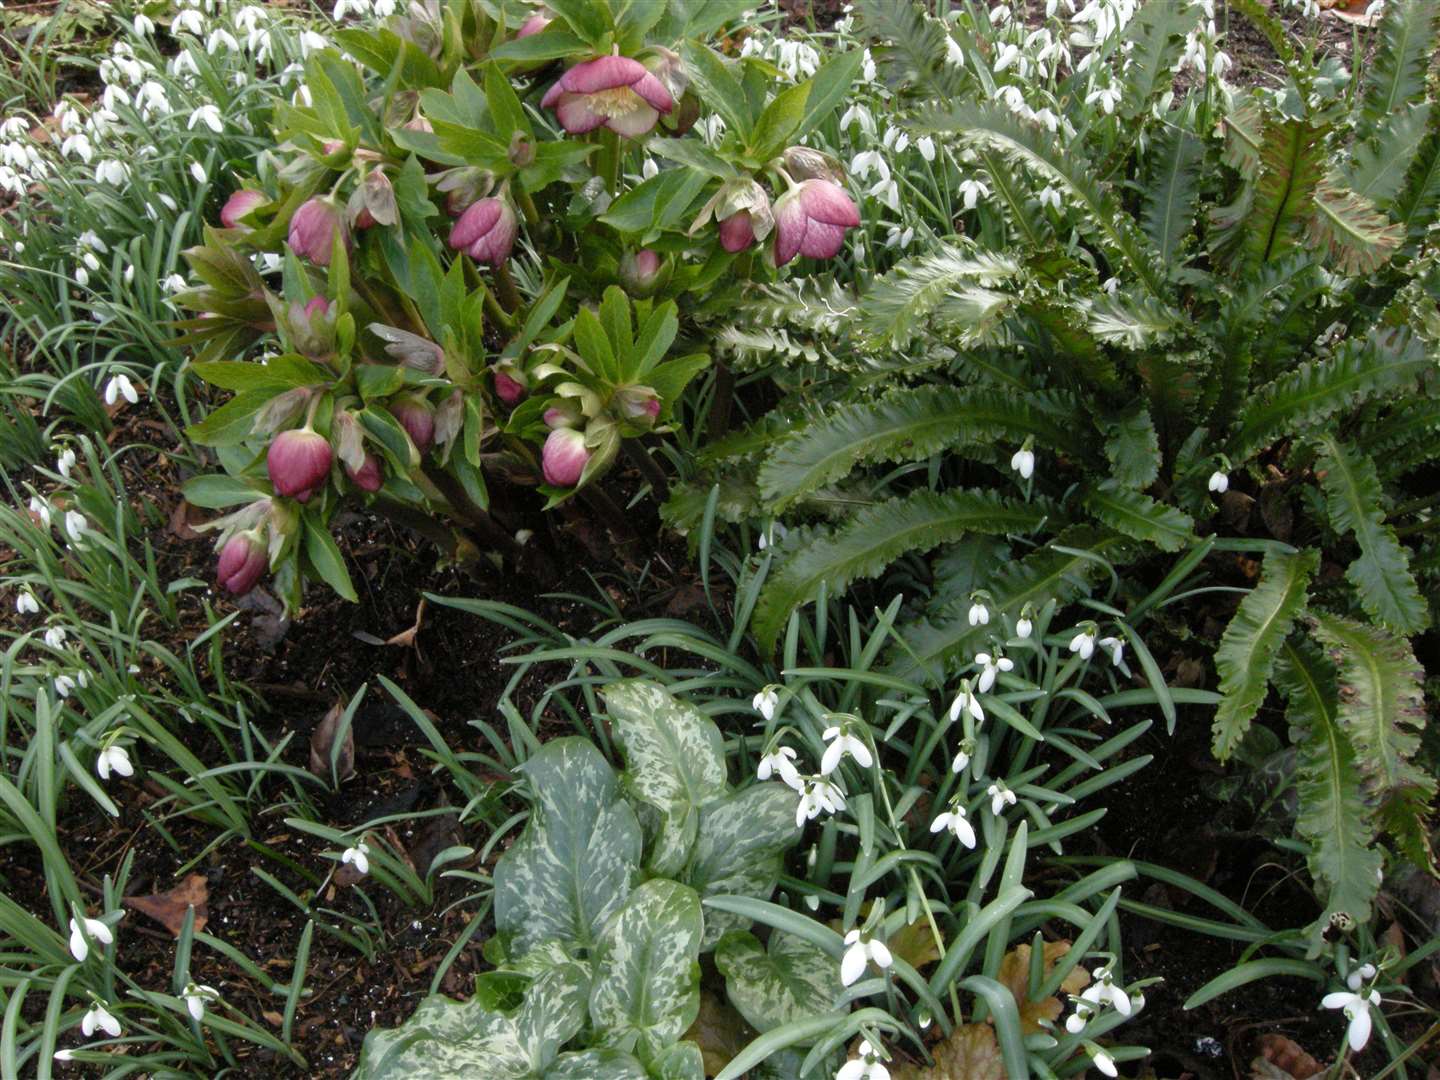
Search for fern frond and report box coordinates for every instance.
[886,527,1136,679]
[1357,0,1438,138]
[1228,326,1429,457]
[1306,182,1404,275]
[1085,483,1196,551]
[1358,401,1440,480]
[1314,435,1429,635]
[1101,405,1160,490]
[1394,109,1440,244]
[1084,291,1183,348]
[918,102,1167,298]
[858,0,968,100]
[1241,119,1328,269]
[1220,92,1265,176]
[1346,102,1432,205]
[1275,638,1383,940]
[1118,2,1204,119]
[859,244,1024,349]
[1141,122,1203,267]
[1212,548,1317,761]
[751,490,1055,649]
[1310,612,1435,870]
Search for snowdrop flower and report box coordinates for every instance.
[1085,84,1122,114]
[884,225,915,250]
[1322,987,1381,1051]
[44,626,67,649]
[341,842,370,876]
[1364,0,1385,17]
[840,103,876,137]
[930,803,977,848]
[1068,627,1096,659]
[30,495,52,527]
[16,589,40,615]
[1101,276,1120,295]
[757,746,803,790]
[96,159,130,186]
[182,983,219,1022]
[188,104,223,132]
[96,744,134,782]
[841,930,893,986]
[1010,445,1035,479]
[1038,185,1062,210]
[945,33,966,66]
[163,274,189,293]
[174,8,206,34]
[993,42,1025,74]
[1207,469,1229,493]
[951,738,973,774]
[968,599,989,627]
[1065,997,1096,1034]
[134,13,155,34]
[300,30,330,56]
[837,1038,890,1080]
[64,510,88,545]
[974,652,1014,693]
[1089,1046,1119,1078]
[850,150,889,183]
[81,1003,122,1038]
[54,674,78,698]
[206,28,240,55]
[958,177,989,210]
[947,681,984,726]
[1084,966,1134,1015]
[1016,612,1033,639]
[795,777,846,827]
[1346,962,1377,992]
[640,157,658,180]
[104,374,138,406]
[61,131,94,162]
[57,447,77,477]
[986,782,1016,815]
[1098,635,1125,666]
[75,265,91,287]
[757,521,787,551]
[821,723,873,774]
[916,135,936,162]
[753,686,780,721]
[68,916,114,962]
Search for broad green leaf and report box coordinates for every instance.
[604,680,727,814]
[1141,122,1202,266]
[1084,484,1195,552]
[685,784,800,949]
[495,738,642,955]
[681,43,752,140]
[185,389,273,447]
[1211,549,1316,761]
[714,931,838,1034]
[303,518,358,603]
[545,1049,648,1079]
[794,48,866,144]
[181,474,264,509]
[590,880,703,1057]
[747,80,809,161]
[192,355,328,392]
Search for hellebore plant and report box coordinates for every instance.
[173,0,870,609]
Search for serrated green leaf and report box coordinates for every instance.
[495,738,641,956]
[714,931,838,1035]
[858,243,1023,350]
[1084,485,1194,551]
[1101,405,1160,490]
[1211,549,1317,761]
[590,880,703,1057]
[1141,122,1203,266]
[685,785,800,950]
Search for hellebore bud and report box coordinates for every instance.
[494,366,527,406]
[392,397,436,453]
[508,131,536,168]
[216,530,267,595]
[288,197,350,267]
[544,401,581,428]
[719,210,757,253]
[369,323,445,375]
[435,167,494,217]
[614,385,661,429]
[346,453,383,493]
[286,297,334,358]
[447,197,518,266]
[662,91,700,136]
[358,168,398,227]
[267,428,333,502]
[220,188,267,229]
[541,427,589,487]
[516,9,552,37]
[772,179,861,267]
[618,249,668,297]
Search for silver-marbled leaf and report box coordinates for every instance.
[685,784,801,948]
[589,879,704,1057]
[543,1048,649,1079]
[495,737,642,955]
[603,680,728,816]
[714,930,839,1034]
[644,1040,706,1080]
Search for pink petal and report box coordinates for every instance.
[799,179,861,227]
[448,199,501,250]
[560,55,649,95]
[604,101,660,138]
[798,220,848,260]
[554,94,605,134]
[630,70,675,113]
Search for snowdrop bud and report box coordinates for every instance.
[752,686,780,721]
[916,135,936,161]
[182,983,218,1022]
[541,427,589,487]
[967,601,989,627]
[16,589,40,615]
[1016,614,1033,639]
[1207,469,1229,493]
[104,373,139,406]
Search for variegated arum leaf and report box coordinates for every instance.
[713,930,839,1035]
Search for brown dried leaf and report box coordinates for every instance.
[1253,1034,1323,1079]
[894,1023,1006,1080]
[887,918,943,973]
[167,500,204,541]
[123,873,209,937]
[995,940,1090,1035]
[309,702,356,783]
[682,990,755,1077]
[385,598,426,648]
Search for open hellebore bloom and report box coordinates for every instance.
[841,930,893,986]
[392,397,436,453]
[541,427,589,487]
[288,197,349,266]
[216,531,267,595]
[772,179,860,267]
[541,55,674,137]
[220,188,266,229]
[447,197,518,265]
[68,916,114,963]
[267,428,333,502]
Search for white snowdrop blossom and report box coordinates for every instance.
[1068,627,1096,659]
[1010,446,1035,478]
[96,159,131,186]
[930,804,977,848]
[958,177,989,210]
[173,8,206,34]
[341,842,370,876]
[57,448,77,478]
[837,1038,890,1080]
[164,273,189,293]
[182,983,219,1022]
[1322,987,1381,1051]
[951,739,973,775]
[1016,613,1033,639]
[54,674,78,698]
[795,777,846,827]
[207,28,241,55]
[1090,1047,1119,1078]
[986,782,1017,815]
[104,374,138,406]
[189,104,224,134]
[1083,966,1134,1016]
[1038,185,1062,210]
[44,626,67,649]
[1207,469,1229,493]
[752,686,780,721]
[16,589,40,615]
[967,600,989,627]
[68,916,114,962]
[1098,636,1125,666]
[81,1003,122,1038]
[1347,962,1377,992]
[841,930,893,986]
[821,724,873,774]
[757,520,787,550]
[134,13,156,34]
[974,652,1014,693]
[916,135,936,162]
[1085,84,1122,114]
[757,746,803,790]
[96,745,134,782]
[840,103,876,137]
[65,510,89,545]
[947,682,984,726]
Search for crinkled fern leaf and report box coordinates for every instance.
[1306,182,1404,275]
[1102,405,1161,490]
[1241,118,1328,269]
[1085,483,1196,552]
[1118,1,1203,119]
[1356,0,1438,139]
[1141,122,1203,267]
[859,244,1024,350]
[1346,102,1432,205]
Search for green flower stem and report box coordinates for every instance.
[622,439,670,502]
[494,262,522,313]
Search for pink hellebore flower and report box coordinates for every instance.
[220,189,266,229]
[541,56,673,138]
[719,210,757,253]
[288,197,349,267]
[216,531,267,595]
[542,427,588,487]
[267,428,333,502]
[494,369,527,406]
[447,197,518,266]
[772,179,861,267]
[516,10,551,37]
[392,398,436,453]
[346,453,383,493]
[303,296,331,319]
